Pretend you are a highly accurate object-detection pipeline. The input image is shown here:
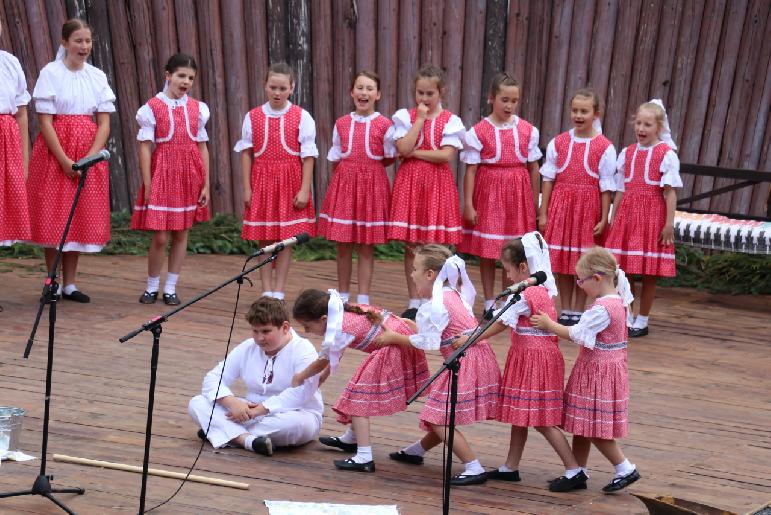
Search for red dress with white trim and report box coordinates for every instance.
[318,112,395,244]
[604,142,680,276]
[329,306,430,424]
[131,93,210,231]
[540,130,617,274]
[236,102,318,240]
[563,295,629,439]
[496,285,565,427]
[458,116,541,259]
[410,289,500,431]
[0,50,31,246]
[387,108,464,244]
[27,60,115,252]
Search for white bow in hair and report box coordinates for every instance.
[648,98,677,151]
[322,289,345,372]
[615,268,634,307]
[522,231,558,297]
[55,45,66,61]
[430,255,476,323]
[592,117,603,134]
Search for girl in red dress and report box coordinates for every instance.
[532,247,640,493]
[236,63,317,300]
[291,289,429,473]
[458,73,541,311]
[378,245,500,486]
[605,100,680,337]
[318,71,396,306]
[538,89,618,325]
[27,19,115,303]
[0,20,31,247]
[131,54,210,305]
[388,65,465,309]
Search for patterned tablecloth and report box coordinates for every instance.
[674,211,770,254]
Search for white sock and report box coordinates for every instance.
[614,459,635,477]
[581,466,590,478]
[498,464,514,472]
[262,291,273,298]
[63,284,78,295]
[633,315,649,329]
[339,292,350,302]
[462,459,484,476]
[352,445,372,463]
[163,273,179,295]
[419,298,430,306]
[273,291,285,300]
[627,310,636,327]
[565,467,582,479]
[403,440,426,457]
[339,427,357,444]
[146,276,160,293]
[356,294,369,305]
[408,298,421,309]
[243,434,255,450]
[484,299,495,311]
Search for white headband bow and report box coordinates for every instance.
[430,255,476,323]
[647,98,677,150]
[521,231,557,297]
[55,45,66,61]
[322,289,345,372]
[615,268,634,307]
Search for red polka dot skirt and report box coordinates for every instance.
[0,114,31,245]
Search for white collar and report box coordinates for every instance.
[157,92,188,108]
[569,128,597,143]
[485,114,519,129]
[263,101,292,116]
[597,294,621,300]
[350,111,379,122]
[635,141,663,150]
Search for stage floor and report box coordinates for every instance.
[0,255,769,514]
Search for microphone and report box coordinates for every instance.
[72,149,111,171]
[248,233,311,259]
[495,271,548,299]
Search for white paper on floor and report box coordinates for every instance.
[0,450,36,466]
[265,500,399,515]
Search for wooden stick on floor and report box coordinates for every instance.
[53,454,249,490]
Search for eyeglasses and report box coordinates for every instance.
[576,271,605,286]
[262,355,277,384]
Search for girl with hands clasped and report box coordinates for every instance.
[131,53,210,306]
[531,247,641,493]
[378,245,500,487]
[236,63,317,300]
[538,89,617,325]
[291,289,428,473]
[604,100,681,337]
[388,65,465,309]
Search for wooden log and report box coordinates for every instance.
[356,0,377,71]
[562,0,596,129]
[64,0,86,19]
[442,0,465,116]
[53,454,250,490]
[541,0,573,143]
[311,0,333,202]
[377,0,399,119]
[152,0,178,66]
[43,0,67,52]
[649,0,685,102]
[0,3,11,51]
[622,0,663,146]
[750,72,771,217]
[128,0,160,100]
[332,1,355,118]
[107,0,143,204]
[679,0,726,202]
[5,0,40,139]
[522,0,552,124]
[197,0,233,213]
[480,0,507,118]
[459,0,485,127]
[267,0,286,63]
[691,0,748,212]
[504,0,529,89]
[421,0,443,66]
[397,0,420,107]
[221,0,250,216]
[287,0,313,111]
[243,0,268,106]
[588,0,619,104]
[24,0,54,69]
[174,0,201,97]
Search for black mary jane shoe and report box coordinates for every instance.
[196,428,208,441]
[251,436,273,456]
[549,471,588,492]
[163,293,181,306]
[139,291,158,304]
[628,327,649,338]
[333,458,375,472]
[319,436,358,453]
[450,471,487,486]
[388,450,424,465]
[485,469,521,482]
[602,469,640,493]
[62,290,90,303]
[557,313,572,325]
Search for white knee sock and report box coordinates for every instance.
[163,273,179,295]
[63,284,78,295]
[339,427,357,444]
[352,446,373,463]
[462,459,484,475]
[633,315,649,329]
[614,458,635,477]
[403,440,426,457]
[146,276,160,293]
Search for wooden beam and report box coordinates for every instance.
[243,0,269,107]
[480,0,507,118]
[649,0,685,102]
[588,0,618,104]
[562,0,596,129]
[541,0,573,143]
[356,0,377,71]
[397,0,420,107]
[311,0,333,204]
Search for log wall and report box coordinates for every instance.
[2,0,768,217]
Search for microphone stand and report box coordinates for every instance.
[119,251,281,515]
[407,292,521,515]
[0,165,98,513]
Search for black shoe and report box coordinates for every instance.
[628,327,649,338]
[333,458,375,472]
[450,471,487,486]
[485,469,521,481]
[62,290,90,303]
[197,428,207,441]
[163,293,181,305]
[557,313,572,325]
[549,471,588,492]
[251,436,273,456]
[388,450,424,465]
[319,436,357,453]
[400,307,418,321]
[139,291,158,304]
[602,469,640,492]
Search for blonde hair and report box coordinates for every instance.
[637,101,665,130]
[415,244,453,273]
[576,247,618,286]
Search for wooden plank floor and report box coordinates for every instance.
[0,255,769,515]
